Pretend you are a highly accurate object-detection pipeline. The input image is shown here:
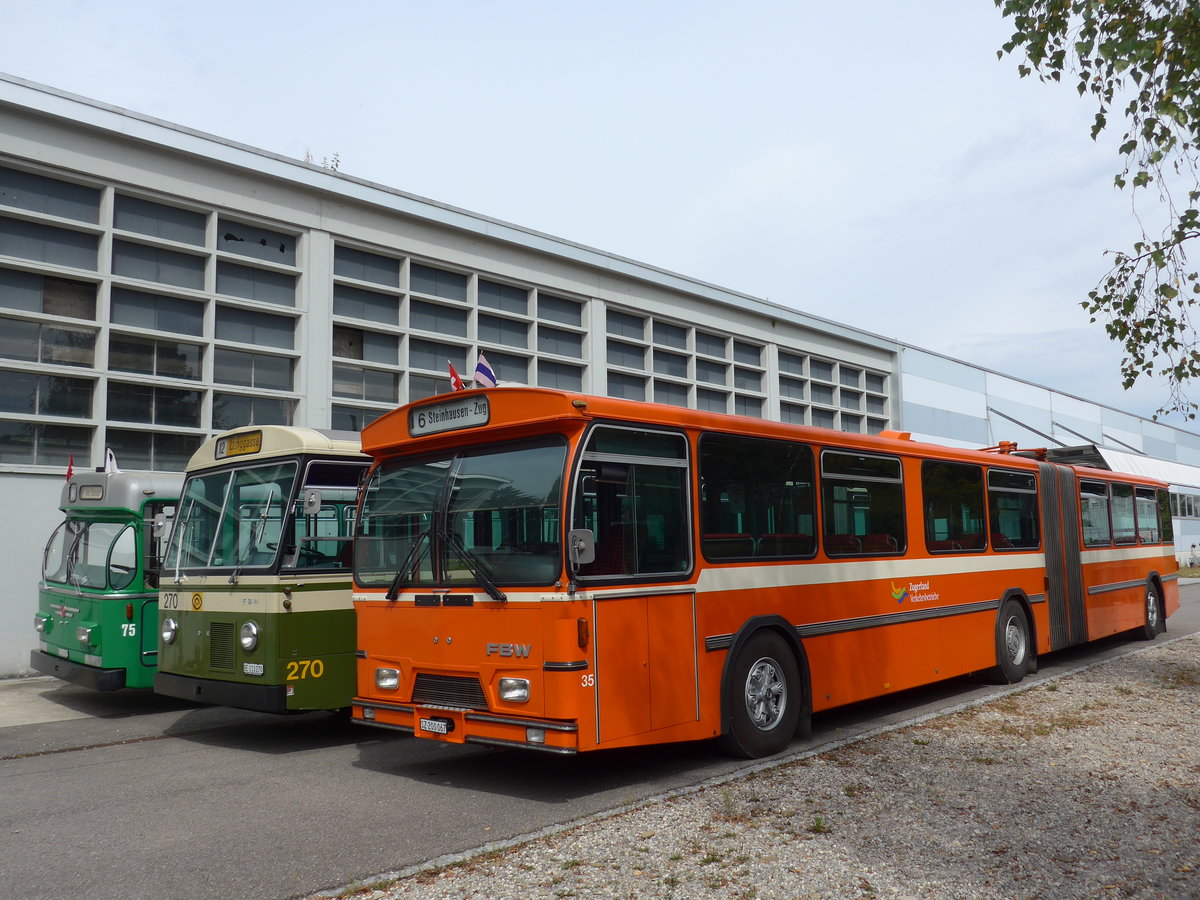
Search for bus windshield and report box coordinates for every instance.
[166,462,298,573]
[42,518,138,591]
[356,438,566,589]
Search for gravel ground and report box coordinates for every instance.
[323,634,1200,900]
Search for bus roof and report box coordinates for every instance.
[361,387,1169,490]
[60,469,184,512]
[185,425,367,472]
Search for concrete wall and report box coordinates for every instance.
[1,474,65,677]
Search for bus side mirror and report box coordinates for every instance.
[146,513,169,584]
[568,529,595,569]
[303,489,323,516]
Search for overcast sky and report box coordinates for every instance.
[6,0,1191,428]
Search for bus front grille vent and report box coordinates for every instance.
[209,621,236,670]
[412,674,488,710]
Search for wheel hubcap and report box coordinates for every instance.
[744,657,786,731]
[1004,616,1026,666]
[1146,590,1159,630]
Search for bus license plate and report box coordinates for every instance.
[420,717,451,735]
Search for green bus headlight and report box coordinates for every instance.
[239,621,260,652]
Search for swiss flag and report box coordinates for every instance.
[448,361,466,391]
[65,454,74,481]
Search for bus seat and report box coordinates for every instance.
[579,523,633,576]
[823,534,861,555]
[861,534,898,554]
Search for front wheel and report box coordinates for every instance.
[719,630,801,759]
[1136,583,1164,641]
[989,599,1031,684]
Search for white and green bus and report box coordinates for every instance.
[33,465,181,690]
[155,425,368,713]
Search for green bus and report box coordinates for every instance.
[154,425,368,713]
[32,465,182,690]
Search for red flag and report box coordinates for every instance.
[448,361,465,391]
[65,454,74,481]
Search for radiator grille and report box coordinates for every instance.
[209,621,236,670]
[412,673,488,710]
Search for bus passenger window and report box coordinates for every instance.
[1111,483,1137,545]
[1079,480,1111,546]
[988,469,1040,550]
[819,451,905,556]
[1157,488,1174,544]
[921,461,985,552]
[1135,487,1160,544]
[698,433,815,562]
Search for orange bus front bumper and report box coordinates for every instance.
[352,697,581,755]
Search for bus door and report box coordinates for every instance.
[571,425,697,746]
[591,587,698,744]
[1039,462,1086,647]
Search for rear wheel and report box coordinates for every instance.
[990,599,1031,684]
[719,630,801,758]
[1136,583,1164,640]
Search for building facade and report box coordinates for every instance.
[2,72,1198,676]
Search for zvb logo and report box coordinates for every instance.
[891,582,909,604]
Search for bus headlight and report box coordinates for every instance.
[161,617,179,645]
[375,668,400,690]
[239,621,260,652]
[34,614,49,634]
[499,678,530,703]
[76,625,94,646]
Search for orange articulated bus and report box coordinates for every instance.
[350,388,1178,757]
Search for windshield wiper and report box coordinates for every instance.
[62,524,91,595]
[442,527,507,603]
[230,487,276,585]
[385,530,430,601]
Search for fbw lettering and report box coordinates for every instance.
[486,642,532,658]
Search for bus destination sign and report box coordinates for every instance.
[410,395,490,437]
[215,430,263,460]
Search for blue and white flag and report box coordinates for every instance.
[474,353,497,388]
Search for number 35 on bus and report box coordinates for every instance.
[351,388,1178,757]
